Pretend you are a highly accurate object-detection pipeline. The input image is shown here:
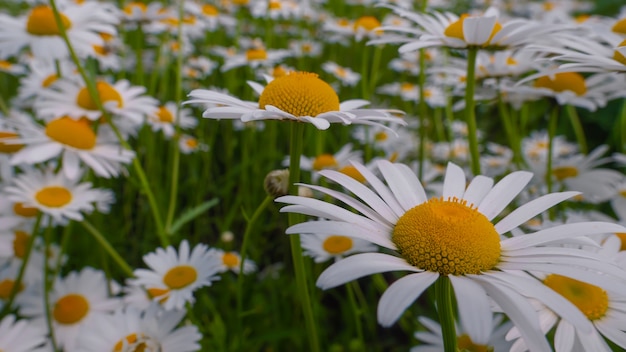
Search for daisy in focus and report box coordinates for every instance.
[131,240,222,311]
[3,167,114,224]
[277,160,626,352]
[186,71,405,131]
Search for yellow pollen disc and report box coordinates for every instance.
[42,74,59,87]
[26,6,72,36]
[146,287,169,304]
[202,5,218,16]
[13,231,29,258]
[222,252,239,268]
[616,233,626,251]
[375,131,388,142]
[388,151,399,163]
[113,333,140,352]
[613,39,626,66]
[246,48,268,61]
[93,45,107,56]
[506,56,518,66]
[543,2,555,11]
[575,15,590,23]
[334,67,347,78]
[612,18,626,34]
[76,81,123,111]
[185,138,198,149]
[534,72,587,96]
[163,265,197,289]
[0,279,23,300]
[0,131,22,153]
[0,61,12,70]
[268,0,281,10]
[312,154,338,171]
[392,197,501,275]
[620,190,626,198]
[53,294,89,324]
[339,165,366,183]
[322,235,353,254]
[543,274,608,320]
[552,166,578,181]
[457,334,491,352]
[353,16,382,34]
[45,116,97,150]
[35,186,72,208]
[156,106,174,123]
[400,82,414,92]
[302,44,312,53]
[259,72,340,117]
[124,2,147,14]
[13,203,38,217]
[272,65,288,78]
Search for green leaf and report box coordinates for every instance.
[167,198,219,235]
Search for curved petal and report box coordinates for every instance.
[461,175,493,208]
[502,222,626,251]
[477,171,533,220]
[449,276,492,344]
[377,272,439,327]
[286,220,396,250]
[377,160,422,211]
[554,320,575,352]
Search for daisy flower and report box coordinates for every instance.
[213,249,257,274]
[4,167,114,224]
[19,267,121,351]
[277,160,626,351]
[131,240,222,311]
[178,134,208,154]
[8,115,135,179]
[15,58,78,105]
[0,59,26,76]
[185,2,236,32]
[121,2,168,26]
[186,71,405,131]
[218,46,291,73]
[292,143,363,183]
[77,305,202,352]
[301,230,378,263]
[412,313,513,352]
[0,3,118,60]
[0,315,48,352]
[322,61,361,87]
[147,102,197,138]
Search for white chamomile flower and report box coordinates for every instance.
[0,315,48,352]
[301,230,378,263]
[322,61,361,87]
[131,240,222,311]
[147,102,197,138]
[178,134,208,154]
[213,249,257,274]
[278,160,626,352]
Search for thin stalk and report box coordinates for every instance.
[464,47,481,175]
[43,224,60,352]
[565,105,587,154]
[417,47,428,179]
[497,94,522,167]
[546,105,559,195]
[346,280,364,344]
[0,91,9,115]
[368,45,383,96]
[0,213,41,318]
[436,276,457,352]
[81,220,134,277]
[288,122,320,352]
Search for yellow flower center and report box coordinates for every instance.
[185,138,198,149]
[543,274,608,321]
[392,197,501,275]
[613,39,626,66]
[375,131,388,142]
[0,61,12,70]
[400,82,415,92]
[93,45,108,56]
[42,74,59,88]
[353,16,382,34]
[322,235,354,254]
[339,165,366,183]
[0,280,24,300]
[0,131,22,153]
[124,2,147,15]
[155,106,174,123]
[552,166,578,181]
[45,116,97,150]
[334,67,347,78]
[26,5,72,36]
[76,81,124,111]
[259,72,340,117]
[53,294,90,324]
[272,65,288,78]
[269,0,282,10]
[202,5,219,16]
[543,2,555,11]
[146,287,169,304]
[13,202,38,217]
[615,233,626,251]
[312,154,338,171]
[444,14,502,45]
[13,231,29,258]
[457,334,492,352]
[246,48,268,61]
[35,186,73,208]
[222,252,239,268]
[506,56,518,66]
[534,72,587,96]
[163,265,197,289]
[612,18,626,34]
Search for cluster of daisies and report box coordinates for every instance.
[0,0,626,351]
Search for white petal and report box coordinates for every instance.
[502,222,626,250]
[377,272,439,327]
[286,220,396,250]
[316,253,421,289]
[449,276,492,344]
[442,162,466,200]
[477,171,533,220]
[462,175,493,208]
[352,161,405,217]
[554,320,575,352]
[377,160,421,211]
[463,16,497,45]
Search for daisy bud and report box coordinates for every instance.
[264,169,289,197]
[220,230,234,243]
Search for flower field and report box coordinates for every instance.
[1,0,626,351]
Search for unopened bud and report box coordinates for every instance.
[264,169,290,197]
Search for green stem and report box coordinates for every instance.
[288,122,320,352]
[436,276,457,352]
[0,213,41,318]
[497,94,522,167]
[565,105,587,154]
[464,47,481,175]
[81,220,134,277]
[368,45,383,96]
[0,92,9,115]
[417,48,428,179]
[346,280,364,344]
[43,224,60,352]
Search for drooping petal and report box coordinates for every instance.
[377,272,439,327]
[449,276,492,344]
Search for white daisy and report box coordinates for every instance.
[290,143,363,183]
[131,240,222,311]
[322,61,361,87]
[0,314,48,352]
[4,167,114,224]
[178,134,208,154]
[277,160,626,352]
[219,46,291,73]
[186,71,405,131]
[19,267,121,351]
[15,58,78,105]
[147,102,197,138]
[0,3,118,60]
[301,230,378,263]
[213,249,257,274]
[184,2,236,32]
[77,305,202,352]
